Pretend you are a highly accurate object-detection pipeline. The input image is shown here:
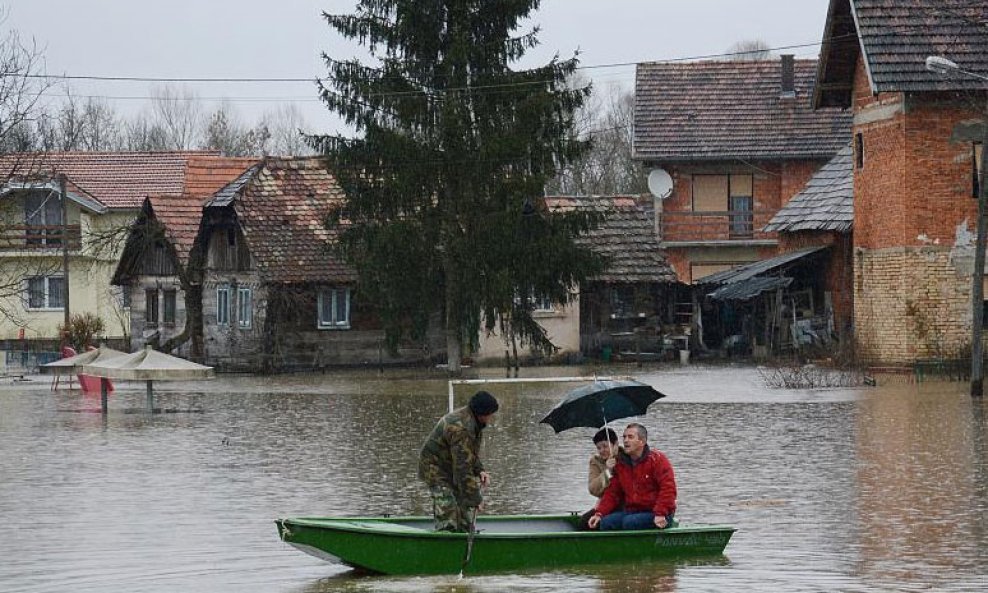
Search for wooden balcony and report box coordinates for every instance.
[0,224,82,251]
[660,210,777,245]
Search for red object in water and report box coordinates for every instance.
[65,345,114,394]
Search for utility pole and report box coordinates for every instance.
[926,56,988,397]
[59,173,70,342]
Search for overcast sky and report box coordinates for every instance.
[6,0,832,134]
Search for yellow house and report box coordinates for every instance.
[0,151,252,371]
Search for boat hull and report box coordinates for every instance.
[275,514,735,575]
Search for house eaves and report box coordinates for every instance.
[0,181,108,214]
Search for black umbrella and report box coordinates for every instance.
[539,379,667,433]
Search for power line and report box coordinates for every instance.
[17,36,845,86]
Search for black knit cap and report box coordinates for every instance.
[592,427,618,445]
[469,390,499,416]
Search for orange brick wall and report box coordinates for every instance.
[850,53,985,362]
[660,159,829,284]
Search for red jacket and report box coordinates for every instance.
[595,447,677,518]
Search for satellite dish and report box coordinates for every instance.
[647,168,674,199]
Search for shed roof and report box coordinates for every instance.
[698,245,829,286]
[635,59,851,162]
[764,144,853,233]
[544,195,677,284]
[815,0,988,107]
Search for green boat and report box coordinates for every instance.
[275,514,736,575]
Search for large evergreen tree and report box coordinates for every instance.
[315,0,604,371]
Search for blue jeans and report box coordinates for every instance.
[600,511,675,531]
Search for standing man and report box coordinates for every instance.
[588,422,677,530]
[419,390,499,532]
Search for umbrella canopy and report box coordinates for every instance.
[539,379,667,433]
[81,346,213,381]
[42,346,127,374]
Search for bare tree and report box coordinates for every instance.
[0,14,63,324]
[726,39,775,61]
[149,85,202,150]
[204,102,269,156]
[121,113,170,151]
[263,104,312,156]
[547,81,646,196]
[0,15,55,155]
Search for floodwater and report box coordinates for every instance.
[0,364,985,593]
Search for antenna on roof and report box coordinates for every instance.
[647,169,673,199]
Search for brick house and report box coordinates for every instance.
[0,151,245,370]
[193,157,439,371]
[764,144,855,342]
[634,56,852,285]
[814,0,988,363]
[111,157,257,356]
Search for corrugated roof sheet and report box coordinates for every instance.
[764,145,853,233]
[816,0,988,107]
[698,245,829,286]
[544,195,677,284]
[708,276,793,301]
[634,59,851,162]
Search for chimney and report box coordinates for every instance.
[780,54,796,98]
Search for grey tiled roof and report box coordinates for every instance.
[544,196,677,284]
[816,0,988,107]
[764,145,853,233]
[635,59,851,162]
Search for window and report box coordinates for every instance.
[514,291,554,312]
[162,289,176,324]
[318,288,351,329]
[23,191,64,245]
[974,143,984,199]
[692,174,753,236]
[145,289,159,324]
[237,287,252,329]
[26,276,65,309]
[728,175,753,237]
[533,294,555,313]
[217,286,230,325]
[692,175,729,212]
[855,133,864,169]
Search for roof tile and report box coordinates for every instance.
[635,59,851,162]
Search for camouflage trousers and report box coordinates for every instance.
[428,484,474,532]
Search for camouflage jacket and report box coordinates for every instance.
[418,406,487,507]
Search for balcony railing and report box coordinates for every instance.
[660,210,777,243]
[0,224,82,251]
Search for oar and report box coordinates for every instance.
[458,506,479,579]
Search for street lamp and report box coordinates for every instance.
[926,54,988,397]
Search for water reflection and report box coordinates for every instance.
[292,560,691,593]
[0,365,986,592]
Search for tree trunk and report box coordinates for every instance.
[445,266,462,374]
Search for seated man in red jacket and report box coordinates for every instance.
[587,422,677,530]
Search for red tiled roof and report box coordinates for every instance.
[145,157,258,265]
[232,157,355,284]
[635,59,852,162]
[184,156,258,200]
[0,151,239,208]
